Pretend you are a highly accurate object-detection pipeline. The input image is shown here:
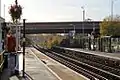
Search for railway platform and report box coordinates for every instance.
[64,47,120,60]
[0,47,88,80]
[0,48,58,80]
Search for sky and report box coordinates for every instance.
[1,0,120,22]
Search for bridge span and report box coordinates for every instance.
[12,21,101,34]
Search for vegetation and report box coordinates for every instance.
[100,15,120,37]
[27,34,65,49]
[25,37,32,46]
[43,35,64,49]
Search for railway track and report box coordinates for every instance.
[51,48,120,76]
[34,45,120,80]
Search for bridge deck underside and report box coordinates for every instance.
[20,29,99,34]
[12,22,100,34]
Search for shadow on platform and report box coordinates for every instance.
[0,68,31,80]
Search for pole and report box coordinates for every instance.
[16,23,18,52]
[81,6,85,35]
[81,7,85,48]
[73,24,75,38]
[0,0,1,17]
[4,4,5,19]
[111,0,113,21]
[109,37,112,53]
[23,19,26,77]
[73,25,75,33]
[83,9,85,21]
[82,10,84,35]
[111,0,117,21]
[19,26,21,49]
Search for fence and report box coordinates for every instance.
[63,35,120,53]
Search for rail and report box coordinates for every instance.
[34,45,105,80]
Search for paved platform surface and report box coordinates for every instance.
[30,47,88,80]
[25,48,58,80]
[0,47,59,80]
[1,47,89,80]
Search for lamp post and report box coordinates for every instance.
[111,0,117,21]
[81,7,85,48]
[4,4,5,19]
[81,6,85,36]
[111,0,113,21]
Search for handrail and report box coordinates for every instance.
[0,50,5,72]
[0,59,5,69]
[0,50,5,56]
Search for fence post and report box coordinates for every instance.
[98,37,101,51]
[108,37,112,53]
[88,37,91,50]
[100,38,103,52]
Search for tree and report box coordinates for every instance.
[100,15,120,37]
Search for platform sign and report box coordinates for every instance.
[69,30,75,37]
